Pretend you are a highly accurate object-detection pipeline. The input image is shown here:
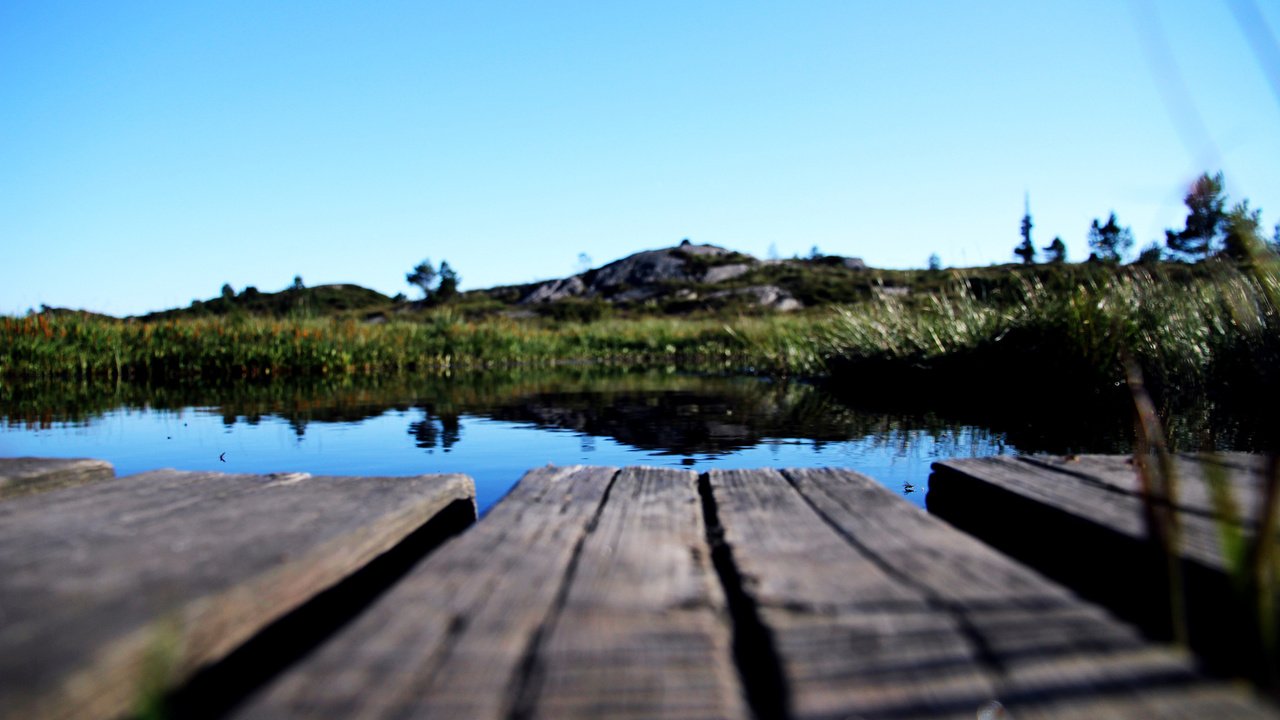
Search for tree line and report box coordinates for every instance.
[1010,171,1278,266]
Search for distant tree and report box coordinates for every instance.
[1088,212,1134,263]
[1135,242,1163,265]
[576,252,593,273]
[1014,238,1035,264]
[1015,202,1035,264]
[809,245,822,259]
[767,243,780,260]
[392,292,407,304]
[1165,171,1227,260]
[1222,199,1263,260]
[292,275,305,291]
[241,286,259,299]
[221,283,235,301]
[436,261,460,301]
[927,253,942,271]
[1043,236,1067,264]
[406,260,437,300]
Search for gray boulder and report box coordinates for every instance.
[707,285,803,312]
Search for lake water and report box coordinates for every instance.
[0,368,1263,513]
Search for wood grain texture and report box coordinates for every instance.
[234,465,620,719]
[1023,453,1268,525]
[707,467,996,719]
[0,456,114,500]
[0,469,475,720]
[929,454,1278,682]
[933,456,1228,569]
[238,465,748,720]
[518,466,746,720]
[708,467,1276,719]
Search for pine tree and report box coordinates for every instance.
[1222,200,1263,260]
[406,260,437,300]
[1165,171,1227,259]
[1042,237,1066,263]
[1088,213,1133,263]
[1014,196,1036,264]
[436,261,460,301]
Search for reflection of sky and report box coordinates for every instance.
[0,408,1012,514]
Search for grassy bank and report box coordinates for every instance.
[823,260,1280,408]
[4,262,1277,412]
[0,310,829,380]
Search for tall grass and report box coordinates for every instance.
[821,261,1280,407]
[4,261,1277,407]
[0,312,830,381]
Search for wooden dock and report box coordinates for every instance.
[1,457,1276,719]
[0,458,476,720]
[930,453,1276,682]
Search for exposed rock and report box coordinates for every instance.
[702,264,752,283]
[707,285,803,311]
[842,257,867,270]
[522,275,587,303]
[520,242,750,304]
[612,286,663,303]
[589,243,737,289]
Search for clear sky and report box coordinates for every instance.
[3,1,1278,316]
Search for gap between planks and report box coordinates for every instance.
[233,466,1278,720]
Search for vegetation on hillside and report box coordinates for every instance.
[4,259,1277,418]
[6,170,1279,417]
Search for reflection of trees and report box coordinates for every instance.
[409,407,461,453]
[2,367,1272,455]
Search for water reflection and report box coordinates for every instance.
[1,368,1271,513]
[2,367,1270,456]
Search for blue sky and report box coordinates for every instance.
[2,1,1278,316]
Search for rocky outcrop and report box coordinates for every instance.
[512,240,840,312]
[706,285,803,312]
[519,241,756,305]
[521,275,587,303]
[703,264,752,283]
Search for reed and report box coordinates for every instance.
[0,312,830,381]
[821,260,1280,407]
[3,261,1277,407]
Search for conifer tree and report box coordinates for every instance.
[1165,172,1227,259]
[1088,213,1133,263]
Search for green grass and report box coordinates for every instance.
[0,310,830,381]
[4,261,1277,412]
[820,259,1280,408]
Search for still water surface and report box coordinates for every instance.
[0,369,1255,514]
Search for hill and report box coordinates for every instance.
[140,283,391,321]
[122,241,1221,323]
[475,240,873,318]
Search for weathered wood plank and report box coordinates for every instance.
[708,467,996,719]
[516,466,746,720]
[934,456,1227,568]
[237,465,748,720]
[0,456,114,500]
[0,469,475,720]
[708,467,1276,719]
[929,454,1273,681]
[1025,453,1268,524]
[234,465,619,719]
